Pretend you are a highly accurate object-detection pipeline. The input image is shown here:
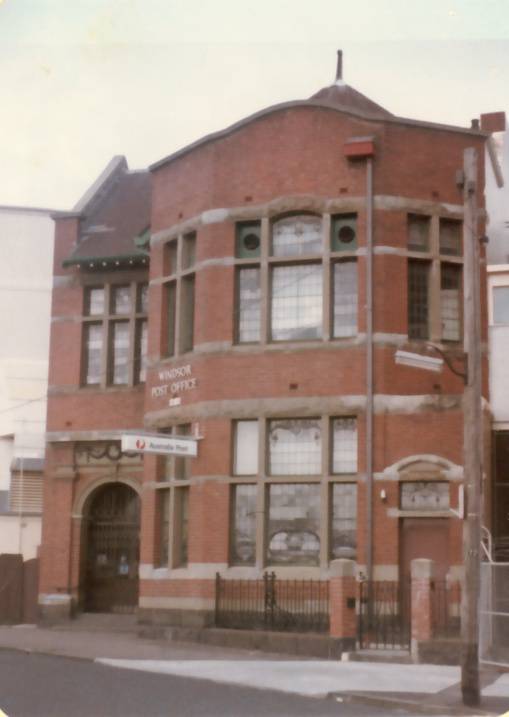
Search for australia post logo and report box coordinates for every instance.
[136,439,146,450]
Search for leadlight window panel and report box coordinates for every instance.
[493,286,509,324]
[408,260,430,339]
[267,483,320,566]
[112,285,132,315]
[156,489,170,567]
[441,264,462,341]
[268,419,321,476]
[165,241,178,276]
[236,221,261,258]
[174,424,192,480]
[110,321,130,384]
[332,418,357,474]
[233,420,259,476]
[165,282,176,357]
[330,483,357,560]
[271,264,323,341]
[230,484,257,566]
[495,432,509,484]
[179,274,195,353]
[135,319,148,383]
[331,214,357,252]
[86,287,105,316]
[400,481,450,511]
[439,219,462,256]
[407,215,430,252]
[137,282,149,313]
[175,487,189,566]
[333,261,358,338]
[181,232,196,270]
[84,323,103,384]
[271,215,322,257]
[237,267,261,343]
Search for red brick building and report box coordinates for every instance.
[39,58,490,630]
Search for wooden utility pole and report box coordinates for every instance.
[461,147,483,707]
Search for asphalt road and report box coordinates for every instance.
[0,650,414,717]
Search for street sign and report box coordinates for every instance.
[121,433,198,457]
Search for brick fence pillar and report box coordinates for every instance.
[329,558,357,652]
[410,558,435,661]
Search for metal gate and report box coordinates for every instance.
[84,483,140,613]
[215,573,329,633]
[358,580,410,650]
[480,561,509,666]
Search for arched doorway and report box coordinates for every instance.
[82,483,140,613]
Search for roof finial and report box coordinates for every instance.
[335,50,343,82]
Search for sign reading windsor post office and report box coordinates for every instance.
[121,433,198,457]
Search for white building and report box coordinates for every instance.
[0,206,54,560]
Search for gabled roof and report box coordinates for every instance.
[62,157,151,269]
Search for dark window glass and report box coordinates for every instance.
[441,264,462,341]
[408,260,430,339]
[268,419,321,475]
[84,323,102,384]
[237,267,261,343]
[111,321,129,384]
[236,222,261,258]
[331,214,357,252]
[330,483,357,560]
[174,424,192,480]
[135,319,148,383]
[333,261,357,338]
[267,484,320,566]
[179,275,195,353]
[408,215,430,252]
[271,264,322,341]
[156,489,170,567]
[165,282,176,357]
[165,241,178,276]
[182,232,196,270]
[439,219,462,256]
[231,484,257,565]
[272,215,322,257]
[175,488,189,566]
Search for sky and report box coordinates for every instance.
[1,0,509,210]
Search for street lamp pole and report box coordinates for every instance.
[460,146,483,707]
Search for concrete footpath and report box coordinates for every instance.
[0,621,508,716]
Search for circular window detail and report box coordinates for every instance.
[243,233,260,252]
[338,225,356,244]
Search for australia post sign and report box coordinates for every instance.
[121,433,198,457]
